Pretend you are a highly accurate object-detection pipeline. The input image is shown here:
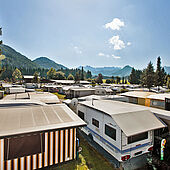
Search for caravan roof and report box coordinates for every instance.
[120,91,155,98]
[79,100,165,136]
[0,104,86,138]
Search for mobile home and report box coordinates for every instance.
[77,100,165,165]
[0,104,86,170]
[120,91,155,106]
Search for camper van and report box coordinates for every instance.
[77,100,165,163]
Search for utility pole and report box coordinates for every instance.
[0,27,2,45]
[0,27,2,55]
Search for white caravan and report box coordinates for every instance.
[77,100,165,162]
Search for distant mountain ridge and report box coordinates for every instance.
[33,57,67,70]
[79,65,133,77]
[1,44,169,77]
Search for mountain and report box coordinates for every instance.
[0,44,39,68]
[33,57,67,70]
[164,66,170,74]
[113,65,133,77]
[78,65,121,76]
[79,65,132,77]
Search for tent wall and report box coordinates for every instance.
[145,98,150,107]
[138,98,145,106]
[0,128,76,170]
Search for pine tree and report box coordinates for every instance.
[116,76,120,84]
[141,62,155,91]
[129,68,142,84]
[122,77,125,84]
[86,70,92,79]
[81,67,84,80]
[129,68,136,84]
[155,57,162,87]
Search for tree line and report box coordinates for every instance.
[129,57,169,90]
[0,64,92,83]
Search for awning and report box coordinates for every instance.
[111,110,166,137]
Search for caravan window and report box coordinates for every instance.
[4,133,45,160]
[78,110,84,120]
[92,118,99,128]
[105,124,116,141]
[128,132,148,144]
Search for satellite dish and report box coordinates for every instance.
[70,98,78,110]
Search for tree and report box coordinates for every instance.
[129,68,142,84]
[86,70,92,79]
[0,53,5,77]
[129,68,137,84]
[74,72,80,84]
[167,75,170,89]
[111,76,115,84]
[32,71,40,83]
[55,71,66,80]
[116,76,120,84]
[96,73,103,84]
[106,79,111,84]
[155,57,166,88]
[141,62,155,91]
[47,68,56,79]
[122,77,125,84]
[67,74,74,80]
[12,68,22,83]
[81,67,84,80]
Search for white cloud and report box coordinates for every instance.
[98,52,105,56]
[112,54,121,59]
[74,46,82,54]
[127,42,131,46]
[109,35,125,50]
[105,18,124,31]
[98,52,110,58]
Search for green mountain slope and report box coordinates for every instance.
[33,57,67,70]
[0,44,39,68]
[113,65,132,77]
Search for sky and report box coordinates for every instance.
[0,0,170,69]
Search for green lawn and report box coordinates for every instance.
[51,133,116,170]
[53,92,66,100]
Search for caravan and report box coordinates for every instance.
[77,100,165,163]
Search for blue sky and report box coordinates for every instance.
[0,0,170,69]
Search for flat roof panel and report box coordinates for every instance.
[42,106,62,124]
[0,109,20,131]
[53,105,73,122]
[20,108,35,128]
[0,104,86,137]
[31,106,48,126]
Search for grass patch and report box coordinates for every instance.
[78,134,115,170]
[51,133,115,170]
[53,92,66,100]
